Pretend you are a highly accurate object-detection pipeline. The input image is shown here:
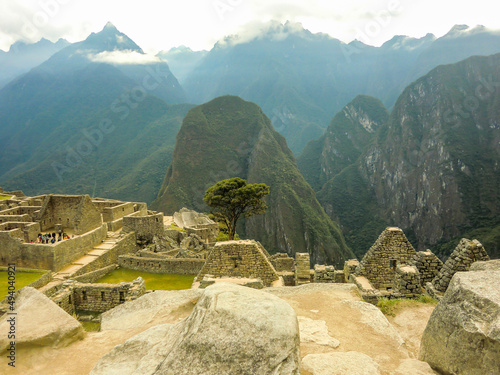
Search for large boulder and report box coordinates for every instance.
[101,289,202,331]
[419,269,500,374]
[92,282,300,375]
[0,287,84,351]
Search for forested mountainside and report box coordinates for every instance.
[152,95,354,266]
[0,24,190,203]
[300,54,500,259]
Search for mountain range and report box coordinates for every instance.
[1,21,499,262]
[0,23,190,203]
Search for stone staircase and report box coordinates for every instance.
[39,231,121,293]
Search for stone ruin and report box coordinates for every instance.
[355,227,417,290]
[50,277,146,316]
[174,207,220,243]
[427,238,490,297]
[193,240,281,288]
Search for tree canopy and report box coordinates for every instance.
[203,177,270,240]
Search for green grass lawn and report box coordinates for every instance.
[0,271,47,300]
[96,268,195,290]
[0,195,12,200]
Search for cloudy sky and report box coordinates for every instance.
[1,0,500,52]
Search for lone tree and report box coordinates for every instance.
[203,177,270,241]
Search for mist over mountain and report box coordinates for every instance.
[152,95,354,266]
[0,37,69,89]
[182,22,500,154]
[157,46,208,84]
[0,23,191,203]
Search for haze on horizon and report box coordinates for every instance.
[1,0,500,53]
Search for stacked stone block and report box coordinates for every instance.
[432,238,490,293]
[344,259,359,282]
[393,265,421,296]
[270,253,295,272]
[314,264,335,282]
[410,250,443,286]
[194,240,280,287]
[295,253,311,285]
[355,227,416,290]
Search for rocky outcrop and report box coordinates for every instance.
[92,282,300,375]
[420,269,500,374]
[298,316,340,348]
[339,301,405,346]
[302,351,381,375]
[0,287,84,351]
[100,289,202,331]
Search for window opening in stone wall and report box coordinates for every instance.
[101,291,105,300]
[119,291,125,303]
[390,259,397,271]
[69,295,72,304]
[82,291,87,301]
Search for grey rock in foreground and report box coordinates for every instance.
[0,287,84,351]
[420,269,500,375]
[100,288,202,331]
[91,282,300,375]
[302,351,381,375]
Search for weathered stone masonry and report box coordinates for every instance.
[195,240,280,287]
[355,227,416,290]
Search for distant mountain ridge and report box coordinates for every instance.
[0,37,69,88]
[182,22,500,154]
[0,23,191,203]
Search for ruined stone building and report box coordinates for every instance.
[194,240,281,287]
[355,227,417,290]
[429,238,489,294]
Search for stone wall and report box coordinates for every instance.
[0,214,31,223]
[344,259,359,283]
[0,232,54,269]
[37,195,102,235]
[314,265,335,283]
[119,255,205,275]
[393,265,421,296]
[270,253,295,272]
[0,223,107,270]
[195,240,280,287]
[123,212,164,243]
[0,221,40,242]
[295,253,311,286]
[52,288,75,315]
[72,279,145,313]
[313,265,345,283]
[52,224,108,271]
[410,250,443,286]
[431,238,490,293]
[102,202,135,223]
[52,278,146,314]
[355,227,416,290]
[73,265,118,283]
